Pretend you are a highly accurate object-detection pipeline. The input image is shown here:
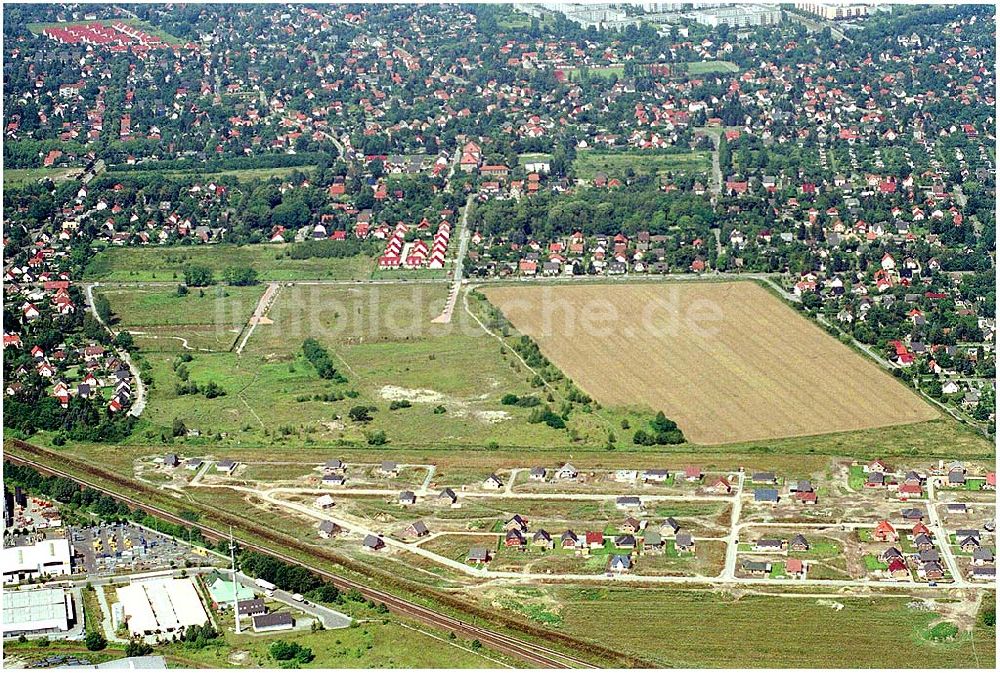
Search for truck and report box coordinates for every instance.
[255,578,277,593]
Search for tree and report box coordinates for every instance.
[85,631,107,651]
[348,406,372,423]
[183,264,214,287]
[172,417,187,437]
[114,331,135,350]
[93,293,112,324]
[223,266,259,286]
[365,430,388,446]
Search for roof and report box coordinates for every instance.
[2,587,70,633]
[252,612,293,629]
[117,578,208,636]
[207,577,255,604]
[236,598,266,615]
[610,554,631,568]
[754,488,779,502]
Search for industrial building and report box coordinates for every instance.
[795,2,869,20]
[2,538,73,584]
[690,3,782,27]
[2,587,75,637]
[115,578,209,637]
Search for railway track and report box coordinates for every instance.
[4,442,600,669]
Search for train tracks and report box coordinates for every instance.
[4,442,599,669]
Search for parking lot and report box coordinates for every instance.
[70,523,223,576]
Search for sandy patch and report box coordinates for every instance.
[378,385,510,424]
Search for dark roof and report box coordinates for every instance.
[252,612,293,629]
[754,488,779,502]
[468,547,490,561]
[675,532,693,547]
[237,598,266,616]
[363,534,384,549]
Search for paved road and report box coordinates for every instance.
[231,571,352,630]
[432,193,475,324]
[83,282,146,417]
[234,282,279,355]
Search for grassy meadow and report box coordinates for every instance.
[572,149,711,181]
[682,60,740,75]
[552,587,995,668]
[84,244,376,282]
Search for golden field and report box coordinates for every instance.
[483,282,939,444]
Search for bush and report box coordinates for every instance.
[85,631,107,651]
[223,266,259,286]
[125,641,153,658]
[269,640,314,664]
[183,264,214,287]
[365,430,388,446]
[303,339,345,381]
[388,400,411,410]
[349,406,372,423]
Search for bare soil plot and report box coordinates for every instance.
[483,282,938,445]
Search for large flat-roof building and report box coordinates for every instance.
[115,578,208,637]
[691,4,782,27]
[2,587,75,636]
[795,2,869,20]
[2,538,73,584]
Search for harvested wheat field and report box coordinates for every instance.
[483,282,938,445]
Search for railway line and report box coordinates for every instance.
[4,441,602,669]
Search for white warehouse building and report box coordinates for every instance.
[2,538,73,585]
[2,588,75,637]
[115,578,209,637]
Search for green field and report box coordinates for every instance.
[100,286,262,351]
[84,244,376,282]
[105,165,318,183]
[573,150,711,181]
[128,285,573,448]
[682,60,740,75]
[555,588,995,668]
[4,166,80,187]
[563,65,625,81]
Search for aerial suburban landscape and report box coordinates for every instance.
[1,1,996,669]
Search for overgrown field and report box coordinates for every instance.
[3,166,79,187]
[84,244,375,282]
[483,282,940,444]
[572,149,710,181]
[104,164,319,183]
[101,286,262,351]
[553,587,995,668]
[126,285,573,448]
